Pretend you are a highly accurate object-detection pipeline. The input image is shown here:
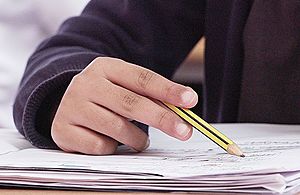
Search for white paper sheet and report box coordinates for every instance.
[0,124,299,194]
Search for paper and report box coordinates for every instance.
[0,124,299,194]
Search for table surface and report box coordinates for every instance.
[0,189,257,195]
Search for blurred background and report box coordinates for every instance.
[0,0,204,128]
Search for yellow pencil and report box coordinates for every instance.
[163,102,245,157]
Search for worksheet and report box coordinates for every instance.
[0,124,299,194]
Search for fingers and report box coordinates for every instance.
[88,78,193,140]
[93,57,198,108]
[52,124,118,155]
[51,57,197,156]
[73,101,149,151]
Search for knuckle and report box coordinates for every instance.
[93,57,124,77]
[157,110,174,129]
[112,118,127,133]
[92,56,109,66]
[121,93,141,112]
[92,140,106,154]
[162,84,177,100]
[92,139,116,155]
[111,57,125,64]
[134,136,149,152]
[94,56,105,63]
[68,73,105,99]
[137,69,155,91]
[72,73,84,82]
[93,57,107,69]
[70,74,86,89]
[84,57,108,77]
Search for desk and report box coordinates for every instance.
[0,189,258,195]
[1,189,299,195]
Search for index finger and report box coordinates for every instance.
[96,57,198,108]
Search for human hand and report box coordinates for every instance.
[51,57,198,155]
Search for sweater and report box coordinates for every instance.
[13,0,299,149]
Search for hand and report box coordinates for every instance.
[51,57,198,155]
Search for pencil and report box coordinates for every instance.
[163,102,245,157]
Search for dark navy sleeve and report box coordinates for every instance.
[13,0,204,149]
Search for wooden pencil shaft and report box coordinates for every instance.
[162,102,245,157]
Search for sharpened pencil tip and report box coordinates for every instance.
[227,143,244,157]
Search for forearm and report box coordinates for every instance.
[13,0,204,148]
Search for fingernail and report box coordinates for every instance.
[143,138,150,150]
[181,89,197,106]
[136,138,150,152]
[176,123,190,139]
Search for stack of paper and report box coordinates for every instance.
[0,124,300,194]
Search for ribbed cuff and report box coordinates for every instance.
[22,69,82,149]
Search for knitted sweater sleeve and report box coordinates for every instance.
[13,0,204,149]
